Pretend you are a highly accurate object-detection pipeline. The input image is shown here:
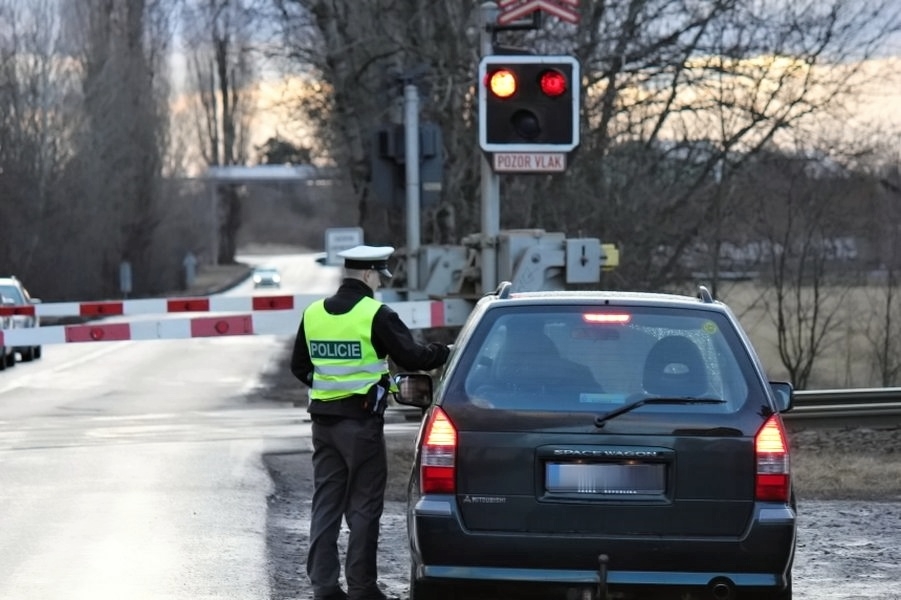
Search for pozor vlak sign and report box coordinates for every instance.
[478,54,581,173]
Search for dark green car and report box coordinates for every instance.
[396,283,795,600]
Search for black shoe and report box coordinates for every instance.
[314,589,348,600]
[350,591,397,600]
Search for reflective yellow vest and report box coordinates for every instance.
[304,296,388,401]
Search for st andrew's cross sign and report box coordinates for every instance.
[497,0,580,25]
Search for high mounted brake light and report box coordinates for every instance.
[420,408,457,495]
[582,312,631,324]
[755,415,791,502]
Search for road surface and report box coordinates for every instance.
[0,251,334,600]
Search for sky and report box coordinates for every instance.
[847,57,901,129]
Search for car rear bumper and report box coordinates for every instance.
[418,565,785,589]
[411,496,794,591]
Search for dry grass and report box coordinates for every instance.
[718,281,890,388]
[788,426,901,501]
[792,450,901,501]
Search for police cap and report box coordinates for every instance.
[338,245,395,279]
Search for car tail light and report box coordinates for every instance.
[755,414,791,502]
[420,408,457,495]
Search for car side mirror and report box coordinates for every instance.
[394,373,433,408]
[769,381,793,413]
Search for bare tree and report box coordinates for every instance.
[269,0,901,286]
[0,0,79,281]
[862,161,901,386]
[0,0,182,298]
[269,0,480,246]
[549,0,901,290]
[55,0,175,297]
[181,0,256,264]
[740,145,862,388]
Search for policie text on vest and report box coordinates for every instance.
[310,341,364,360]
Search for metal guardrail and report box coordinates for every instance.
[784,387,901,428]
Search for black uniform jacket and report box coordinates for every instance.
[290,278,450,419]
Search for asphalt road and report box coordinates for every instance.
[0,250,338,600]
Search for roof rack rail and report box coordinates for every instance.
[495,281,513,299]
[697,285,713,303]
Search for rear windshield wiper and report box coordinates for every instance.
[595,397,726,428]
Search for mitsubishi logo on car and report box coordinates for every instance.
[462,495,507,504]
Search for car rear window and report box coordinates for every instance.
[450,305,756,414]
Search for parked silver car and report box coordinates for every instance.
[0,276,42,362]
[1,295,17,370]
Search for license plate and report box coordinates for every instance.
[545,462,665,494]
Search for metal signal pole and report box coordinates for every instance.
[480,2,500,295]
[404,83,421,291]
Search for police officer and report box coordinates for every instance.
[291,245,450,600]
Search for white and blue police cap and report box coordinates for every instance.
[338,245,395,279]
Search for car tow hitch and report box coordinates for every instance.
[596,553,609,600]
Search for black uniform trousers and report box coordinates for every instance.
[307,415,387,599]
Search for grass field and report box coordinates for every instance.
[714,281,895,389]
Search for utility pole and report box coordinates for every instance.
[479,1,500,295]
[404,83,421,291]
[207,181,219,265]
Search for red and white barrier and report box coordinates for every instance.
[0,299,450,346]
[0,293,323,319]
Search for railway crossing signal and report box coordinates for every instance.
[478,55,580,154]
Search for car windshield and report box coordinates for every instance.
[0,284,25,304]
[450,306,756,414]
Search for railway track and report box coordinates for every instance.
[784,387,901,428]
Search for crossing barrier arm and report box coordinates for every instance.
[0,297,471,346]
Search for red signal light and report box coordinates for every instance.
[488,68,517,99]
[539,69,567,97]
